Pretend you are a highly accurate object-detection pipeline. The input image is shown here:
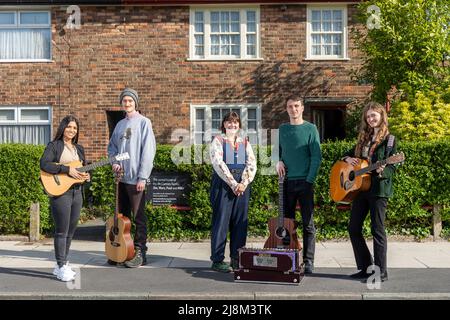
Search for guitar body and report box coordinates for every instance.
[264,174,302,250]
[105,214,135,263]
[329,159,371,203]
[264,217,301,250]
[40,160,85,196]
[40,153,130,197]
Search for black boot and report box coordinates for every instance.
[125,246,146,268]
[349,270,372,279]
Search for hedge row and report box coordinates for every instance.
[1,140,449,240]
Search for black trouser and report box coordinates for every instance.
[118,182,147,252]
[348,192,388,273]
[284,179,316,264]
[50,187,83,267]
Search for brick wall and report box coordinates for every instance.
[0,4,371,160]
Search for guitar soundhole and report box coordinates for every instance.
[275,227,291,246]
[108,227,119,242]
[276,227,286,239]
[349,171,355,181]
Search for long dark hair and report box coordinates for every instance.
[53,115,80,144]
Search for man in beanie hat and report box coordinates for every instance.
[107,88,156,267]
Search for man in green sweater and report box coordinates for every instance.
[276,95,322,274]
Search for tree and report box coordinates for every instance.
[389,89,450,141]
[352,0,450,102]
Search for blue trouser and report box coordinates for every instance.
[210,172,250,263]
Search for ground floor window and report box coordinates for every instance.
[0,106,51,144]
[191,104,261,145]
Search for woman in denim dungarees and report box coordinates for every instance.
[209,112,257,273]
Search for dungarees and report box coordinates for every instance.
[210,139,250,263]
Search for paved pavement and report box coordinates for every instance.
[1,234,450,300]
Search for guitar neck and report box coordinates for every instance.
[355,159,387,176]
[77,157,112,173]
[278,178,284,226]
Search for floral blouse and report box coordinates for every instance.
[210,134,257,191]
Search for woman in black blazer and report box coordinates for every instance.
[40,115,89,282]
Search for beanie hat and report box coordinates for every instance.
[119,88,139,108]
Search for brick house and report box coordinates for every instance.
[0,0,371,161]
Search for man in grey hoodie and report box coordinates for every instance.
[108,88,156,268]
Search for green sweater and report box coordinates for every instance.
[279,121,322,183]
[344,136,398,198]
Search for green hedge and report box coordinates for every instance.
[0,144,50,234]
[89,140,450,240]
[1,140,449,240]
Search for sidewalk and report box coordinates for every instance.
[1,237,450,300]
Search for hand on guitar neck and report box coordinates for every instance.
[345,157,386,174]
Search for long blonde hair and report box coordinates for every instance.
[355,101,389,158]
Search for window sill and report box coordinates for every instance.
[0,59,53,63]
[303,58,351,61]
[187,58,264,62]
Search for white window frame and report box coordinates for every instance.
[306,5,349,61]
[0,107,17,124]
[0,106,51,124]
[0,9,52,63]
[0,11,17,27]
[189,6,262,61]
[0,105,52,145]
[18,106,51,124]
[190,104,262,145]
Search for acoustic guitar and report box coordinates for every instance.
[40,153,130,196]
[105,170,135,263]
[264,175,302,250]
[329,152,405,203]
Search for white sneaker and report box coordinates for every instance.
[56,265,76,282]
[53,263,76,276]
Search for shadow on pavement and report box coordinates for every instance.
[0,267,55,280]
[184,268,235,282]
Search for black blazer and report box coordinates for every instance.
[40,140,86,174]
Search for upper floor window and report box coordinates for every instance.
[190,7,260,60]
[0,106,51,145]
[0,11,51,61]
[306,6,348,60]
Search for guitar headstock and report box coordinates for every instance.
[387,152,405,165]
[115,152,130,161]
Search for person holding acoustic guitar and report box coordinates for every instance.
[107,88,156,268]
[209,111,257,272]
[276,95,322,274]
[40,115,90,282]
[342,101,398,282]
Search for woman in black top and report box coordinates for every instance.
[40,115,89,282]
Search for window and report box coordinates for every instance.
[306,6,347,59]
[0,10,51,61]
[0,106,51,145]
[191,104,261,145]
[190,7,260,60]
